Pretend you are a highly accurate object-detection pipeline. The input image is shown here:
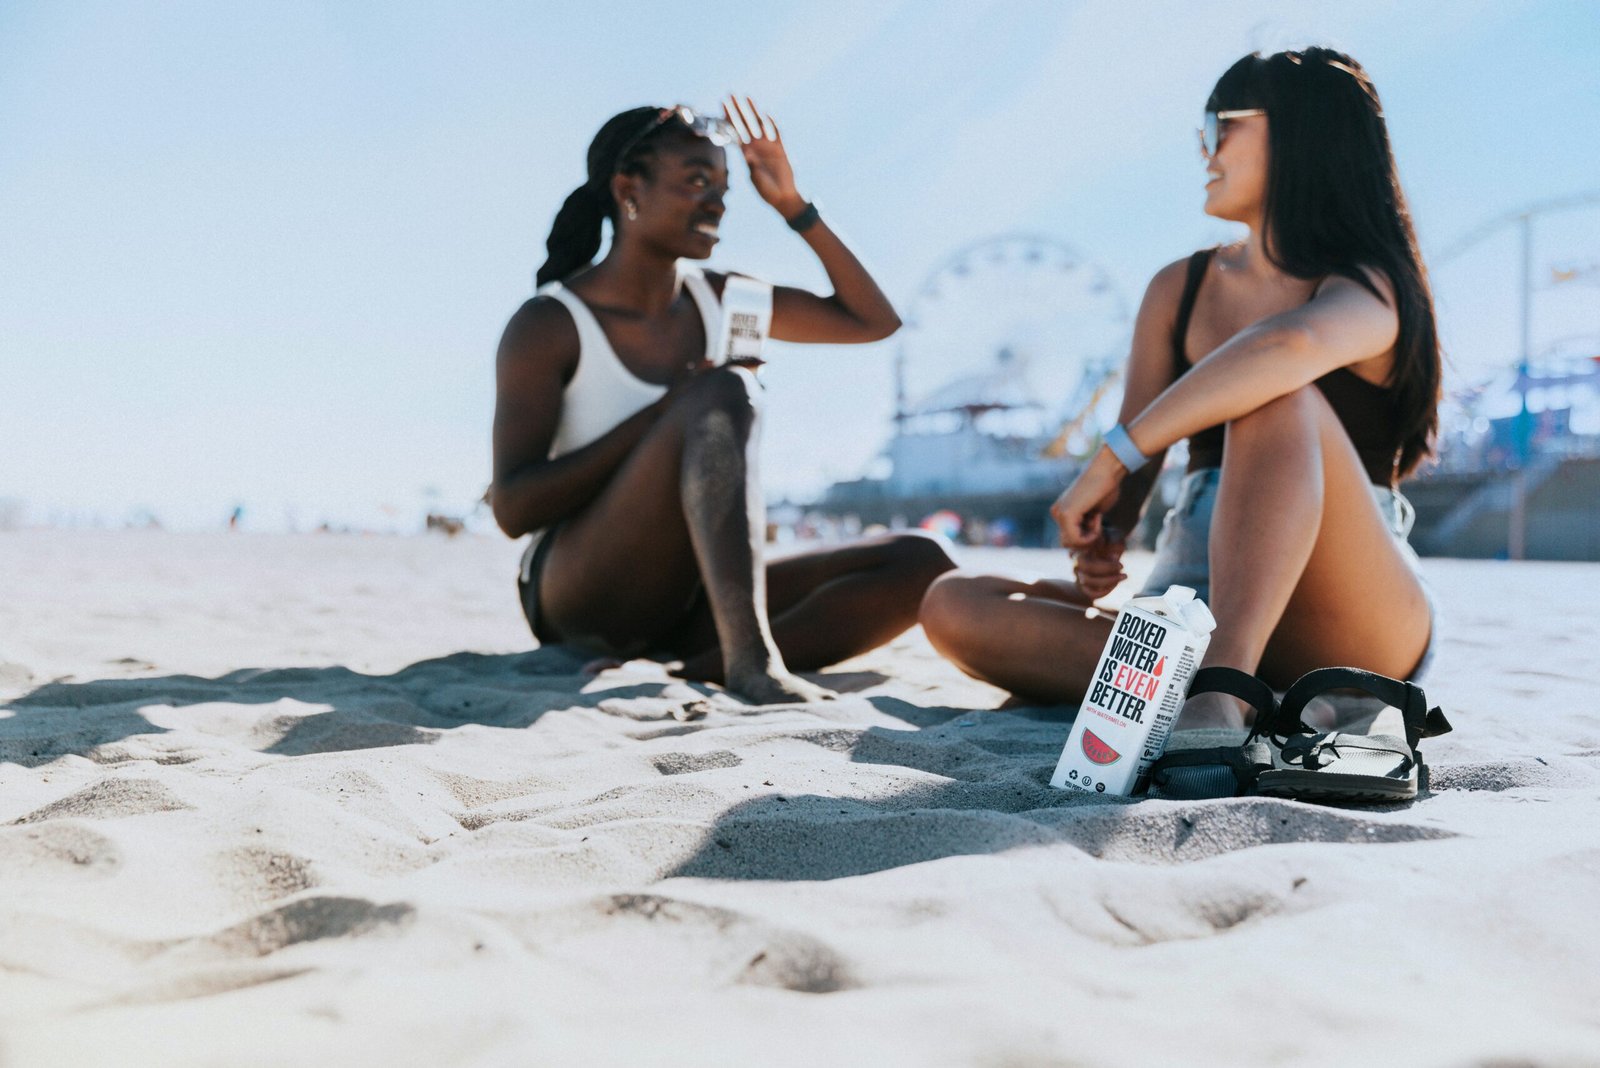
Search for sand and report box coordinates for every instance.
[2,530,1598,1067]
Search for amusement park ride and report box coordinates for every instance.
[820,196,1600,559]
[1419,190,1600,559]
[820,234,1135,547]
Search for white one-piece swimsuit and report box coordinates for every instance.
[517,266,725,585]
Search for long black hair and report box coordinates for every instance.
[1210,48,1441,479]
[534,106,686,287]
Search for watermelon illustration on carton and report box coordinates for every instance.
[1050,586,1216,796]
[1081,729,1121,765]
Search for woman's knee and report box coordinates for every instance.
[1228,384,1322,441]
[919,571,985,645]
[1224,387,1338,470]
[884,531,958,587]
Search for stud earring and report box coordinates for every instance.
[625,200,638,221]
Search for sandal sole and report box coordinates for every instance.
[1257,769,1418,803]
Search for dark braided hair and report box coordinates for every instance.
[535,106,672,287]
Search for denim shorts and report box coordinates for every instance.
[1136,467,1437,682]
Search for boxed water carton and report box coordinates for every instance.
[1050,585,1216,796]
[714,275,773,365]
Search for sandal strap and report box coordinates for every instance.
[1148,742,1274,797]
[1279,732,1414,773]
[1276,667,1452,752]
[1189,666,1277,722]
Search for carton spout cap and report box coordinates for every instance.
[1162,585,1196,607]
[1180,597,1217,637]
[1127,585,1216,637]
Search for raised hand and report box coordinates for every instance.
[723,95,805,218]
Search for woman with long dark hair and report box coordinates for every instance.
[921,49,1441,728]
[492,98,953,704]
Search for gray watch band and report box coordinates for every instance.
[1102,423,1149,474]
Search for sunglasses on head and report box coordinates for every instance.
[1198,108,1265,158]
[616,105,737,170]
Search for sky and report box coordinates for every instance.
[2,0,1597,531]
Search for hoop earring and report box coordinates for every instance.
[625,200,638,221]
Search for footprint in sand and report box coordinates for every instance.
[1088,883,1299,946]
[196,896,417,959]
[651,750,743,776]
[12,778,193,825]
[588,893,856,994]
[0,822,122,875]
[214,846,319,903]
[1427,757,1600,792]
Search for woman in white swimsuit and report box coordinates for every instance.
[492,98,953,704]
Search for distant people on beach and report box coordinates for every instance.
[491,98,953,704]
[425,513,465,537]
[921,49,1442,727]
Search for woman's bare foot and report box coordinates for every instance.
[724,662,836,705]
[673,650,834,704]
[1173,690,1252,731]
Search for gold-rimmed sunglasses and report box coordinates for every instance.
[1198,108,1265,158]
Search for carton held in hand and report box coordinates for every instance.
[714,275,774,364]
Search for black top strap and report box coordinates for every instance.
[1188,665,1277,723]
[1170,248,1215,377]
[1275,666,1452,752]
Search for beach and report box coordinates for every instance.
[2,530,1598,1066]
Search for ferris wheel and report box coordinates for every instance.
[894,234,1132,449]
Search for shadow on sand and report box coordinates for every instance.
[0,645,635,765]
[664,701,1454,881]
[0,647,900,767]
[4,655,1464,877]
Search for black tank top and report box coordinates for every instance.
[1172,249,1401,486]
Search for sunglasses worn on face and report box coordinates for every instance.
[1198,108,1265,158]
[616,105,737,170]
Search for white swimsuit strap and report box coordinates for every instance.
[544,273,720,365]
[537,282,618,363]
[679,267,721,364]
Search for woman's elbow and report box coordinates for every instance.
[862,309,902,343]
[488,487,527,539]
[1263,322,1317,358]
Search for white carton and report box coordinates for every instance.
[713,275,774,365]
[1050,585,1217,796]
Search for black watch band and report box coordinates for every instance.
[785,201,820,232]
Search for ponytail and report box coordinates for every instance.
[535,181,610,287]
[532,105,664,287]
